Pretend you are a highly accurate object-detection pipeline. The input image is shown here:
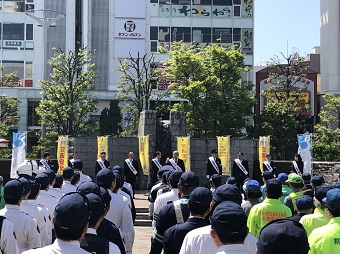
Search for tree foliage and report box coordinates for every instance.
[0,66,18,87]
[36,47,98,136]
[100,100,122,136]
[165,42,255,138]
[252,53,311,159]
[313,94,340,161]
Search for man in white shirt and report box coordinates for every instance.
[45,169,63,200]
[97,168,134,254]
[0,217,19,254]
[61,167,77,194]
[73,160,92,187]
[22,192,92,254]
[0,179,41,253]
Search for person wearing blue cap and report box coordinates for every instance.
[226,176,237,185]
[95,151,110,175]
[277,173,293,203]
[73,160,92,187]
[209,174,222,194]
[290,195,314,222]
[308,188,340,254]
[206,149,222,180]
[0,179,41,253]
[22,192,92,254]
[242,179,262,216]
[311,175,324,190]
[150,171,198,254]
[61,167,77,194]
[97,168,134,254]
[80,192,120,253]
[45,169,63,200]
[152,151,164,185]
[163,187,211,254]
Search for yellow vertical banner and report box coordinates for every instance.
[139,136,149,175]
[97,136,109,159]
[177,137,190,171]
[217,136,230,176]
[57,136,69,173]
[259,136,270,173]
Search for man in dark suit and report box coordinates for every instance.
[124,151,140,197]
[232,152,249,191]
[95,151,110,175]
[39,152,54,170]
[166,150,185,171]
[206,149,222,179]
[151,151,164,185]
[263,153,277,177]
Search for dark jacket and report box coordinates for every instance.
[95,159,110,175]
[263,160,277,176]
[166,158,185,172]
[206,157,222,176]
[97,218,126,254]
[232,159,249,179]
[124,159,140,181]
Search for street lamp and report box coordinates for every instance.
[25,9,65,155]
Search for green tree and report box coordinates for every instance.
[0,96,20,138]
[166,42,255,138]
[0,66,18,87]
[36,47,98,136]
[252,53,310,158]
[313,93,340,161]
[100,100,122,136]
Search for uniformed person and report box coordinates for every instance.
[290,195,314,222]
[16,160,33,179]
[68,152,79,167]
[95,152,110,175]
[247,179,292,238]
[151,151,164,185]
[257,219,309,254]
[60,167,77,194]
[311,175,324,190]
[206,149,222,179]
[39,152,54,171]
[71,172,81,186]
[241,179,262,216]
[232,152,249,191]
[284,173,303,215]
[80,192,120,253]
[166,151,185,171]
[22,192,92,254]
[97,168,134,254]
[77,181,101,195]
[209,174,222,194]
[73,160,92,187]
[0,215,19,254]
[0,179,41,253]
[308,188,340,254]
[45,169,63,200]
[301,173,313,191]
[124,152,140,198]
[263,153,277,177]
[163,187,211,254]
[150,171,199,254]
[277,173,292,203]
[210,201,251,254]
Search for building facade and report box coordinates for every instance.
[0,0,254,132]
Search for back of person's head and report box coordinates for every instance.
[73,160,83,171]
[112,169,124,190]
[62,167,74,181]
[226,176,237,185]
[77,181,100,195]
[53,174,63,189]
[188,187,212,216]
[311,176,323,189]
[212,184,242,212]
[71,172,81,186]
[286,173,303,190]
[210,201,248,244]
[4,179,23,205]
[262,171,274,182]
[296,195,314,213]
[54,192,90,241]
[28,180,40,200]
[265,179,282,199]
[86,192,106,228]
[16,161,33,178]
[179,171,200,195]
[35,172,50,190]
[168,170,183,188]
[302,173,311,184]
[210,174,222,187]
[19,177,31,197]
[243,179,262,199]
[323,188,340,217]
[96,168,116,189]
[100,187,111,213]
[257,219,309,254]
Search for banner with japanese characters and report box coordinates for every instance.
[177,137,190,172]
[139,136,149,175]
[57,136,69,173]
[217,136,230,176]
[259,136,270,173]
[97,136,109,160]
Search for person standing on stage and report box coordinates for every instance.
[206,149,222,179]
[39,152,54,171]
[152,151,164,185]
[232,152,249,191]
[263,153,277,177]
[166,151,185,172]
[95,151,110,175]
[292,153,304,175]
[68,152,79,167]
[124,152,140,198]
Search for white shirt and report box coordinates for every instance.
[60,181,77,194]
[123,182,133,197]
[36,190,59,220]
[86,228,121,254]
[105,189,134,254]
[179,225,257,254]
[47,186,64,200]
[153,188,179,227]
[118,189,132,209]
[22,239,90,254]
[0,218,19,254]
[216,244,253,254]
[20,200,49,247]
[75,172,92,187]
[27,200,52,246]
[0,204,41,253]
[149,182,162,217]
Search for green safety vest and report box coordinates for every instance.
[300,208,329,236]
[289,190,302,212]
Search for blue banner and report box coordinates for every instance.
[10,132,27,178]
[297,134,312,175]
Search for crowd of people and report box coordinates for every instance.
[0,149,338,253]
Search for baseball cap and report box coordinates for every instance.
[62,167,74,179]
[179,171,199,187]
[226,176,236,185]
[210,174,222,187]
[262,171,274,181]
[213,184,242,206]
[311,176,323,186]
[19,177,31,195]
[77,181,100,195]
[96,168,115,187]
[245,180,261,193]
[322,188,340,210]
[210,201,247,236]
[168,170,183,184]
[296,195,314,210]
[54,192,91,231]
[211,149,218,154]
[86,192,106,226]
[266,179,282,197]
[73,160,83,170]
[257,219,309,254]
[28,180,40,199]
[16,161,33,176]
[100,152,106,156]
[286,173,302,184]
[4,179,24,200]
[45,169,56,182]
[189,187,212,206]
[277,173,288,183]
[35,172,50,188]
[54,174,63,188]
[157,167,170,178]
[315,185,334,202]
[302,173,311,181]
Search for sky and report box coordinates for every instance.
[254,0,320,65]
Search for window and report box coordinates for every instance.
[171,27,191,42]
[233,5,241,17]
[3,23,25,40]
[213,28,232,43]
[213,0,232,5]
[150,27,158,40]
[233,28,241,41]
[150,0,158,3]
[27,101,40,127]
[159,27,170,42]
[192,27,211,43]
[1,61,24,85]
[25,61,33,79]
[151,41,158,52]
[172,0,191,4]
[26,24,33,40]
[233,0,241,4]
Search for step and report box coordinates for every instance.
[136,213,150,220]
[134,219,152,227]
[136,207,149,213]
